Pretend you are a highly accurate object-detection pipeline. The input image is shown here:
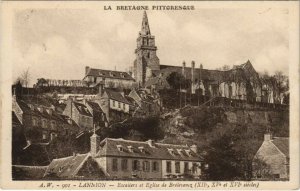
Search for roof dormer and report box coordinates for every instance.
[127,146,133,152]
[168,148,175,155]
[117,145,124,152]
[185,149,192,157]
[138,146,144,153]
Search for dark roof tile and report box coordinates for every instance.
[85,68,134,81]
[97,138,203,162]
[272,137,289,157]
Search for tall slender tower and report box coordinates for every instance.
[133,11,160,86]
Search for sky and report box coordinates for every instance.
[12,8,289,86]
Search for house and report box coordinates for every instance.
[44,153,105,179]
[44,133,204,180]
[63,99,93,132]
[83,66,135,89]
[128,89,161,117]
[12,95,79,142]
[91,135,204,179]
[84,100,107,128]
[252,133,289,180]
[94,85,134,124]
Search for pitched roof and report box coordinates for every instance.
[12,165,48,180]
[272,137,289,157]
[86,101,103,113]
[85,68,134,81]
[12,111,22,126]
[73,102,93,117]
[97,138,203,162]
[105,89,131,105]
[45,153,90,178]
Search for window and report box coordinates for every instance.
[32,118,37,126]
[274,174,280,179]
[94,77,97,83]
[175,162,180,173]
[166,161,172,173]
[123,103,126,110]
[138,146,144,153]
[184,162,189,173]
[117,145,124,152]
[152,161,159,172]
[143,161,150,172]
[132,160,140,171]
[121,159,128,171]
[192,163,197,174]
[118,102,121,108]
[42,120,47,128]
[147,52,150,58]
[112,158,118,171]
[42,131,47,140]
[51,121,56,130]
[113,101,115,107]
[128,146,133,152]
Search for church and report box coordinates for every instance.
[133,11,281,104]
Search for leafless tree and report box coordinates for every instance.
[274,71,288,93]
[19,67,31,87]
[216,65,231,71]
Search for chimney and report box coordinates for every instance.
[98,82,104,96]
[182,61,186,77]
[199,64,203,79]
[264,133,272,141]
[191,61,195,94]
[85,66,90,75]
[90,126,101,157]
[190,144,198,153]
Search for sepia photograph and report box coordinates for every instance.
[1,1,299,190]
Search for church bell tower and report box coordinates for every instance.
[133,11,160,86]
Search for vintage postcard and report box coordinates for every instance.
[0,0,299,190]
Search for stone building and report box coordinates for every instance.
[93,85,134,124]
[45,134,204,179]
[252,133,289,180]
[128,89,161,117]
[63,100,94,132]
[91,136,203,179]
[44,153,105,179]
[133,11,281,104]
[83,66,135,89]
[12,95,79,143]
[133,11,160,86]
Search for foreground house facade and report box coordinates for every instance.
[91,135,203,179]
[44,134,204,180]
[252,133,289,180]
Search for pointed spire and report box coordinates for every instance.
[140,11,151,36]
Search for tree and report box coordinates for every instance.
[216,65,231,71]
[20,67,31,88]
[166,72,190,90]
[203,133,242,180]
[274,71,288,94]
